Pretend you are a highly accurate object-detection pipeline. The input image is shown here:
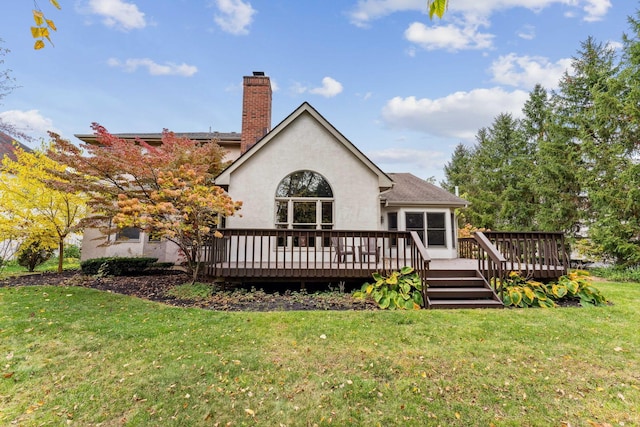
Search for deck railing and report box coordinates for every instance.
[459,231,568,280]
[202,229,431,285]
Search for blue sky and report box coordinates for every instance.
[0,0,636,182]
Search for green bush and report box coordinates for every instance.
[494,271,608,307]
[64,244,81,259]
[355,266,424,310]
[80,257,159,276]
[590,266,640,283]
[17,240,54,272]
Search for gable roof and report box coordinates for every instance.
[0,131,32,161]
[381,173,468,207]
[215,102,394,189]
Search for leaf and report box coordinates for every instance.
[244,408,255,416]
[400,266,414,275]
[50,0,62,10]
[33,10,45,25]
[46,19,57,31]
[427,0,448,19]
[34,40,46,50]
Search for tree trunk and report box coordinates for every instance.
[58,239,64,273]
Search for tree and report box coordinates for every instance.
[0,143,87,272]
[49,124,242,282]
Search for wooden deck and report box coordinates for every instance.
[202,229,569,309]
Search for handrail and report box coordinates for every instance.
[409,231,431,307]
[473,232,507,300]
[461,232,568,281]
[203,229,428,282]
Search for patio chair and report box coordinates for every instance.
[360,237,380,263]
[331,237,355,262]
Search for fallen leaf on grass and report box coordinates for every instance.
[245,408,255,416]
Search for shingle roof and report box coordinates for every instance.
[0,131,32,161]
[381,173,468,207]
[74,131,241,147]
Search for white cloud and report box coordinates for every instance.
[517,24,536,40]
[87,0,146,30]
[489,53,572,89]
[293,77,344,98]
[0,110,58,142]
[368,147,447,172]
[348,0,612,27]
[309,77,344,98]
[405,21,494,51]
[381,87,529,141]
[107,58,198,77]
[582,0,611,22]
[214,0,256,35]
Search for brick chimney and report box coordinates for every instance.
[240,71,272,154]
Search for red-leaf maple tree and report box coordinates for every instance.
[48,124,242,282]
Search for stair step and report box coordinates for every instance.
[427,269,478,278]
[426,277,485,287]
[428,287,495,299]
[428,299,504,309]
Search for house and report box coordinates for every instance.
[76,73,568,308]
[78,72,467,263]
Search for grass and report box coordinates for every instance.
[0,257,80,278]
[1,280,639,426]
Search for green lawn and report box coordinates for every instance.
[1,280,638,426]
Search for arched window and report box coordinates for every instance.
[275,171,334,246]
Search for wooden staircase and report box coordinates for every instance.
[425,268,504,309]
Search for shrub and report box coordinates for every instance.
[80,257,158,276]
[494,271,607,308]
[64,244,81,259]
[17,240,54,272]
[355,266,424,310]
[590,266,640,283]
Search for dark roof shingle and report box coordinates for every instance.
[381,173,468,207]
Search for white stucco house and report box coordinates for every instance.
[77,72,467,264]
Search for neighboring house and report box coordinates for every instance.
[76,72,467,263]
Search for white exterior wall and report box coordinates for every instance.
[80,228,181,263]
[225,113,382,230]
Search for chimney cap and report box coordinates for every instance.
[252,71,265,76]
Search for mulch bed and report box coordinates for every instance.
[0,271,377,311]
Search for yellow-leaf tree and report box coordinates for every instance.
[49,124,242,282]
[0,143,88,272]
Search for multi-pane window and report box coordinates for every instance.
[404,212,447,247]
[275,170,334,247]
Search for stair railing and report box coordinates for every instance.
[409,231,431,308]
[473,232,507,300]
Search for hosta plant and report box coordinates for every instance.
[494,271,607,308]
[355,266,425,310]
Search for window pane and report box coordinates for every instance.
[293,202,316,224]
[406,213,424,229]
[387,212,398,230]
[117,227,140,241]
[427,230,446,246]
[276,171,333,197]
[321,202,333,224]
[427,212,445,229]
[275,201,288,223]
